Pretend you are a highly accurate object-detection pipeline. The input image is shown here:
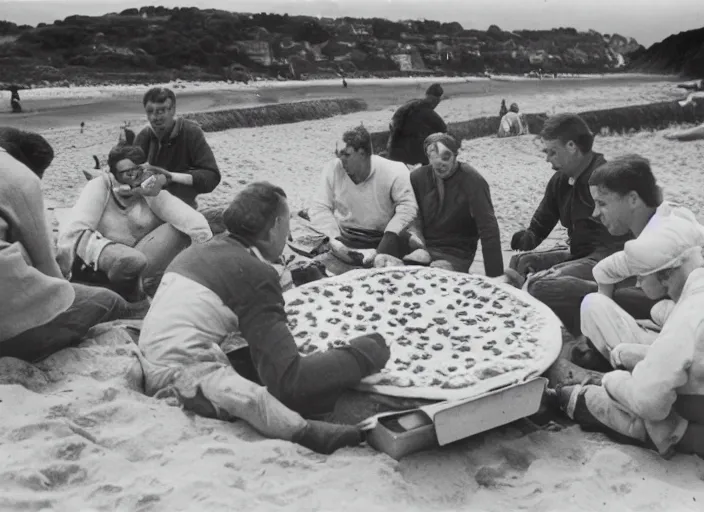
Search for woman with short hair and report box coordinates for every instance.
[57,144,212,301]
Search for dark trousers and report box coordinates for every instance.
[510,248,657,335]
[0,283,148,362]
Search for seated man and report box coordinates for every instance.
[497,103,528,138]
[309,125,418,267]
[406,133,503,276]
[555,214,704,459]
[506,113,630,332]
[57,144,213,300]
[0,127,146,362]
[138,182,390,454]
[578,154,704,368]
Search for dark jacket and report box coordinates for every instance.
[528,153,630,258]
[135,118,220,206]
[411,163,504,277]
[387,99,447,166]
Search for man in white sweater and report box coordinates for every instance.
[555,214,704,458]
[308,125,419,267]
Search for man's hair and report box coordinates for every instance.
[223,182,288,241]
[540,113,594,153]
[107,144,147,175]
[142,87,176,108]
[589,154,663,208]
[342,125,372,155]
[509,103,519,113]
[0,126,54,178]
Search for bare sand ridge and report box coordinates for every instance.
[1,76,704,512]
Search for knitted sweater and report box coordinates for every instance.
[0,149,75,341]
[308,155,418,241]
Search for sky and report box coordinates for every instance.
[0,0,702,48]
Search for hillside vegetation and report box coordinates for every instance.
[630,27,704,77]
[0,6,645,86]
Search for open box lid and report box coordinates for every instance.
[365,376,547,448]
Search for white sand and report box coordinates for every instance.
[2,79,704,511]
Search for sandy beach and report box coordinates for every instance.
[2,75,704,511]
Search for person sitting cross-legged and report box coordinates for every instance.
[0,127,146,363]
[555,214,704,459]
[57,144,213,301]
[504,113,630,333]
[404,133,504,276]
[308,124,419,268]
[497,102,528,138]
[137,182,391,454]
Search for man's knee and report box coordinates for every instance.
[106,251,148,282]
[579,292,617,343]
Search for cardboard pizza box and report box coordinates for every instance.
[365,377,547,460]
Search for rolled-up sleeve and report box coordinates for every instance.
[385,171,418,235]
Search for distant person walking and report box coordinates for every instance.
[387,83,447,167]
[8,85,21,113]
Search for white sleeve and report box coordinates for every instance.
[308,159,341,240]
[385,168,418,234]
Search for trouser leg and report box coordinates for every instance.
[134,223,191,296]
[97,242,148,302]
[509,247,572,278]
[580,293,657,370]
[0,283,143,362]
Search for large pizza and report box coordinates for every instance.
[283,267,562,401]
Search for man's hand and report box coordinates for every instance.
[407,232,425,251]
[510,229,538,251]
[373,253,404,268]
[140,164,172,182]
[403,248,432,265]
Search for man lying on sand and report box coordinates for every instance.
[663,122,704,142]
[133,87,221,208]
[577,155,704,369]
[0,127,147,362]
[505,113,630,333]
[137,182,390,454]
[555,214,704,459]
[309,125,419,268]
[57,144,213,301]
[404,133,504,275]
[387,83,447,167]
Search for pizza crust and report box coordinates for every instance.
[284,267,562,401]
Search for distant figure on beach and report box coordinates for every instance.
[309,124,418,268]
[342,78,348,88]
[133,87,221,208]
[664,123,704,142]
[57,144,213,301]
[497,103,529,138]
[137,182,387,454]
[8,85,21,113]
[80,121,85,134]
[499,99,508,118]
[387,83,447,166]
[0,127,146,362]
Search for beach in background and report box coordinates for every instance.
[2,74,704,512]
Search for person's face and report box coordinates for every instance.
[337,143,368,184]
[542,138,579,175]
[263,199,291,262]
[590,185,635,236]
[636,273,668,300]
[145,99,176,137]
[113,158,144,187]
[427,142,457,179]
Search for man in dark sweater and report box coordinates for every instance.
[387,83,447,167]
[406,133,504,276]
[506,113,630,333]
[134,87,221,208]
[138,182,390,454]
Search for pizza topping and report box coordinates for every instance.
[289,298,305,307]
[431,343,444,351]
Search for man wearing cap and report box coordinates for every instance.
[554,214,704,458]
[497,103,528,138]
[404,133,504,276]
[309,125,418,268]
[387,83,447,167]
